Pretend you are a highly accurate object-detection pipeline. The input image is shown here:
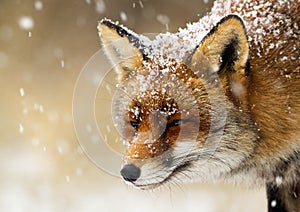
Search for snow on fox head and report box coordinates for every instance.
[98,15,258,189]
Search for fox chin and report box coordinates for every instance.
[98,0,300,211]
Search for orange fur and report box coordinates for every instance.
[99,0,300,210]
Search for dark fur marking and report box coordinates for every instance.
[245,59,250,77]
[266,152,300,212]
[101,20,149,60]
[220,38,239,71]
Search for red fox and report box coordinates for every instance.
[98,0,299,211]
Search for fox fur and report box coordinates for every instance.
[98,0,300,211]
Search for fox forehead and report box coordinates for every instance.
[118,59,210,114]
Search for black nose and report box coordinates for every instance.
[120,164,141,182]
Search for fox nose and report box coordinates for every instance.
[120,164,141,182]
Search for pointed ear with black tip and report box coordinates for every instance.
[190,15,250,106]
[98,20,148,82]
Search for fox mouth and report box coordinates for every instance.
[133,162,192,190]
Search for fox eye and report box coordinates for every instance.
[129,121,139,129]
[167,120,183,128]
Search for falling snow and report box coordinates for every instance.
[271,200,277,208]
[18,16,34,30]
[275,176,283,185]
[120,11,127,22]
[33,103,44,113]
[76,168,83,176]
[156,14,170,25]
[106,125,111,133]
[53,47,64,58]
[19,124,24,134]
[95,0,106,14]
[19,88,25,97]
[61,59,65,68]
[47,111,60,122]
[22,108,29,115]
[34,1,43,11]
[139,1,144,8]
[31,138,40,147]
[293,192,298,198]
[86,124,92,132]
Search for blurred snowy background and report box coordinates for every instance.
[0,0,266,211]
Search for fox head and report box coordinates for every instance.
[98,15,258,189]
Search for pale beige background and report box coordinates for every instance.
[0,0,266,211]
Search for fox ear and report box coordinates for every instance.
[191,15,249,105]
[191,15,249,76]
[98,20,147,82]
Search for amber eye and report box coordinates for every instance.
[167,120,183,128]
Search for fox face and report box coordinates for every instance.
[99,15,259,189]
